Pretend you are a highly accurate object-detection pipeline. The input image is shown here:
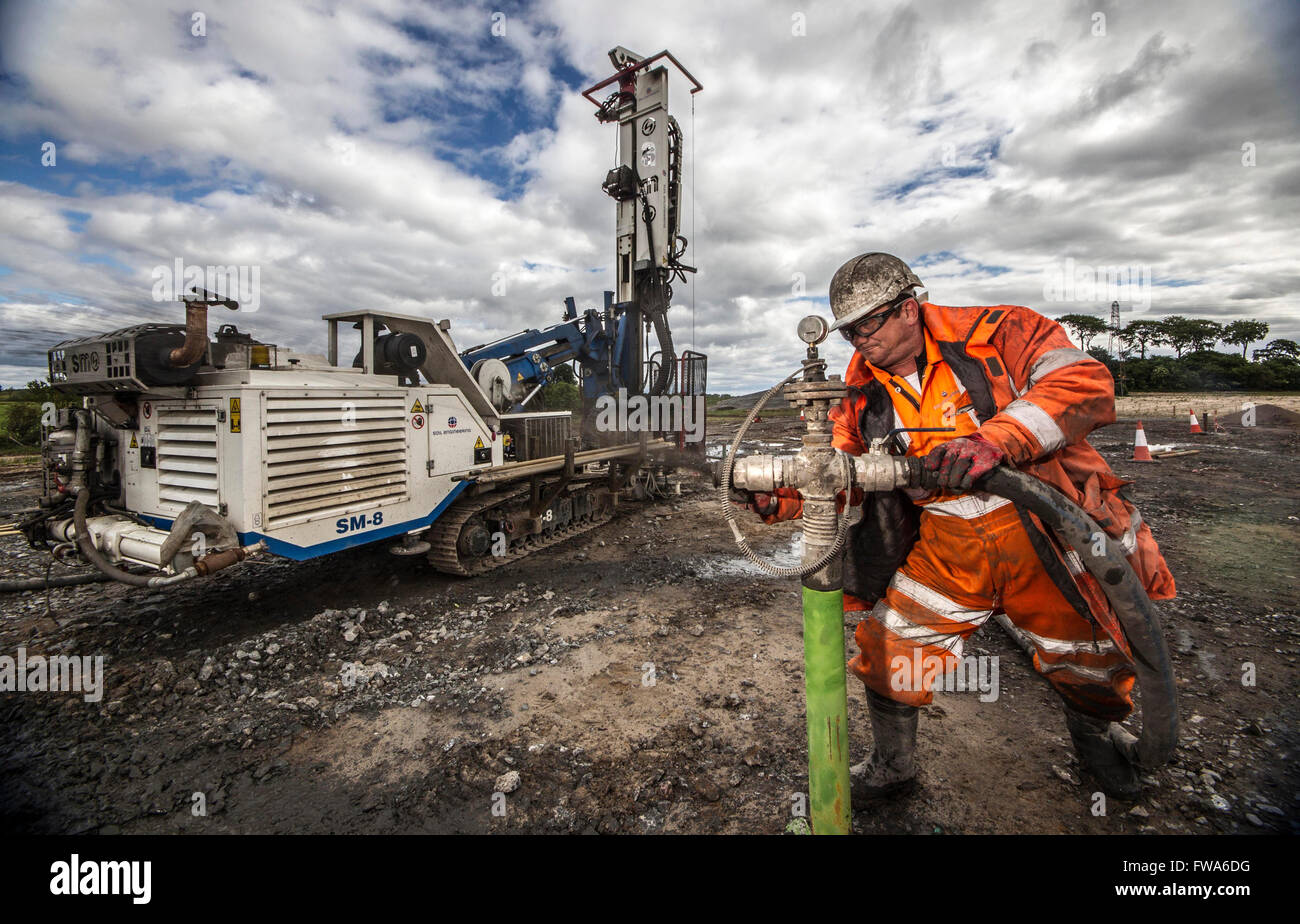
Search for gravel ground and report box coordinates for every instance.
[0,412,1296,834]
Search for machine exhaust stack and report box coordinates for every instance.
[169,289,238,368]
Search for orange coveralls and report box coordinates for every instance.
[765,304,1175,720]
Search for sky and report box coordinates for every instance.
[0,0,1297,392]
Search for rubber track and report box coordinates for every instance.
[425,485,615,577]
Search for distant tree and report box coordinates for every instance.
[1185,319,1223,353]
[539,380,581,412]
[25,380,57,405]
[1156,317,1221,357]
[1254,339,1300,363]
[1056,314,1110,351]
[1222,320,1271,358]
[17,380,75,411]
[3,403,41,445]
[1119,319,1163,359]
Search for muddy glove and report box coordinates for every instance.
[728,488,778,518]
[922,434,1005,492]
[835,486,865,513]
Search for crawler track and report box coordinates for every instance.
[425,482,615,576]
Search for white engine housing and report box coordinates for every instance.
[104,372,507,562]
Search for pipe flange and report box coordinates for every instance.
[783,378,847,405]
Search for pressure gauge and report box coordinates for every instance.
[797,315,829,345]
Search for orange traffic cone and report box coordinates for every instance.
[1132,421,1156,462]
[1188,409,1204,435]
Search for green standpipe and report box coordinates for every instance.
[801,585,851,834]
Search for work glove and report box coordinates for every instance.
[728,488,778,518]
[836,486,864,513]
[922,434,1005,492]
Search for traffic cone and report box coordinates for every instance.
[1132,421,1156,462]
[1188,409,1204,435]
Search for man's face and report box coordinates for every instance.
[844,297,923,369]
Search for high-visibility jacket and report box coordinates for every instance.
[766,303,1175,650]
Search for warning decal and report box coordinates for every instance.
[129,434,138,448]
[474,436,485,449]
[410,399,425,414]
[473,435,491,464]
[229,397,242,433]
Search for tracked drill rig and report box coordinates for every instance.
[19,47,706,588]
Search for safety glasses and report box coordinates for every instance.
[839,297,909,341]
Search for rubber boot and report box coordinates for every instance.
[850,688,919,808]
[1062,704,1141,800]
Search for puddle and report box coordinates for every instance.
[696,531,804,578]
[706,441,797,460]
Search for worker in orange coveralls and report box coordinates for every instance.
[739,252,1175,803]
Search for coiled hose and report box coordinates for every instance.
[716,368,854,579]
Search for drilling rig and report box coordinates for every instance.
[18,47,706,588]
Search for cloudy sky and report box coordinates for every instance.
[1,0,1296,391]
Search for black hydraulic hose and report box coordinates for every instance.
[73,489,154,587]
[973,466,1178,769]
[0,571,112,593]
[648,307,675,395]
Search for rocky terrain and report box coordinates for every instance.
[0,411,1295,834]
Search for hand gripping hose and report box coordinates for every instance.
[716,369,854,578]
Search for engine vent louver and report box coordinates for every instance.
[155,408,220,509]
[263,393,409,528]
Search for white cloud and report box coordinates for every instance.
[0,0,1296,392]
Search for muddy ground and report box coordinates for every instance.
[0,412,1296,835]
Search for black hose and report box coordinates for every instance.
[73,489,154,587]
[974,466,1178,769]
[0,571,112,593]
[648,307,675,395]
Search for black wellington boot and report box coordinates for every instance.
[1063,704,1141,800]
[850,688,919,808]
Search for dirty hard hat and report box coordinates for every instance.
[828,252,926,331]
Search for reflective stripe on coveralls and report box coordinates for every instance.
[848,490,1138,721]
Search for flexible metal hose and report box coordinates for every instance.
[717,369,853,578]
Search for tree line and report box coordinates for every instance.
[1054,314,1299,392]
